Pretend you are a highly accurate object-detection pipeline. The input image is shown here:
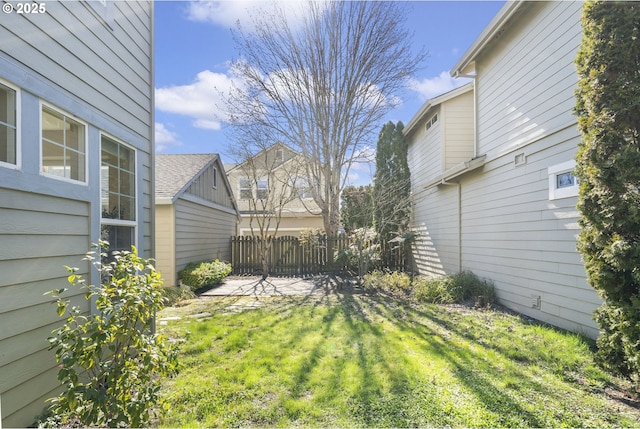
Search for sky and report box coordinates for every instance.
[154,0,505,185]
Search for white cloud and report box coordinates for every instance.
[186,1,318,33]
[409,71,472,102]
[155,69,237,130]
[155,122,182,153]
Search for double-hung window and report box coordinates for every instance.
[101,135,136,252]
[41,104,87,182]
[239,177,268,200]
[0,80,19,167]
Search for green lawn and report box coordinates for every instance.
[157,293,639,428]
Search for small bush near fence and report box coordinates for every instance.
[363,270,495,306]
[178,260,232,291]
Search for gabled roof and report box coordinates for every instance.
[450,1,523,77]
[225,141,298,173]
[156,153,218,201]
[403,82,474,137]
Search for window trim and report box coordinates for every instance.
[40,101,88,185]
[100,132,137,249]
[212,166,218,189]
[425,113,438,131]
[0,78,21,170]
[548,160,578,200]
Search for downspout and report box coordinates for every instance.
[454,72,478,158]
[439,180,462,273]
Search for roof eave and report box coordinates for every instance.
[404,82,474,137]
[450,1,524,78]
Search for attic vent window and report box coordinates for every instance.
[212,166,218,189]
[514,153,526,166]
[425,113,438,131]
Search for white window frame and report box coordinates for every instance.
[425,113,438,131]
[100,132,137,250]
[212,166,218,189]
[40,102,88,185]
[548,160,578,200]
[0,78,21,170]
[239,178,252,200]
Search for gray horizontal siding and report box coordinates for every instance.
[175,199,237,273]
[0,1,152,141]
[0,189,90,426]
[476,1,582,158]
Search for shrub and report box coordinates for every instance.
[574,1,640,382]
[361,270,412,295]
[412,271,495,305]
[412,276,456,304]
[43,242,180,428]
[178,259,232,291]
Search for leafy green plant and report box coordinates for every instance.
[412,276,456,304]
[362,270,412,295]
[43,242,180,428]
[178,259,232,291]
[364,270,495,305]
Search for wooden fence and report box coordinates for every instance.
[231,235,408,276]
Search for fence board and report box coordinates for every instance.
[231,235,405,276]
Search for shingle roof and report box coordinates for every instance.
[155,153,218,201]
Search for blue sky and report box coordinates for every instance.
[154,0,505,184]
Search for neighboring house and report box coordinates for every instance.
[405,1,601,338]
[0,2,154,426]
[226,142,324,237]
[155,154,239,286]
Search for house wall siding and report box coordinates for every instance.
[155,204,177,287]
[460,0,598,337]
[476,1,581,159]
[459,127,599,338]
[0,189,91,427]
[174,199,237,283]
[442,91,475,170]
[0,2,153,425]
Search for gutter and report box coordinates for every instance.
[423,154,487,191]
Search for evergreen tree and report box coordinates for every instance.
[340,185,374,235]
[373,121,412,265]
[574,0,640,381]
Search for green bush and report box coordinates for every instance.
[43,242,180,428]
[574,1,640,382]
[412,276,456,304]
[178,259,232,291]
[364,269,495,306]
[361,270,410,294]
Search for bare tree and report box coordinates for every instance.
[224,1,425,237]
[227,141,306,278]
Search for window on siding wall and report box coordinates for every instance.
[425,113,438,131]
[548,160,578,200]
[0,81,18,167]
[212,166,218,189]
[41,105,87,183]
[101,135,136,252]
[239,177,268,200]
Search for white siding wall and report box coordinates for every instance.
[174,199,237,283]
[410,185,460,276]
[408,93,473,277]
[459,1,600,338]
[0,2,153,425]
[476,1,581,160]
[443,91,475,170]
